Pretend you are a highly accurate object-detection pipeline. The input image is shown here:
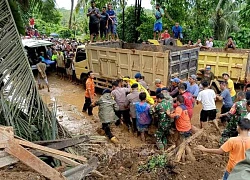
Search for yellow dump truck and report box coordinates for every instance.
[198,48,250,92]
[75,42,199,91]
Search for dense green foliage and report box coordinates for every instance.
[9,0,250,48]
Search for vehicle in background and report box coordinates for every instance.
[22,39,55,70]
[75,42,199,92]
[74,45,89,85]
[197,48,250,93]
[50,33,59,40]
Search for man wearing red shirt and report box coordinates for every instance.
[29,16,35,29]
[161,29,170,40]
[179,83,194,119]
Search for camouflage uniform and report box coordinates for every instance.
[162,92,174,111]
[220,99,247,145]
[152,99,172,149]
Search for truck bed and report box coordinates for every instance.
[86,42,199,90]
[198,48,250,84]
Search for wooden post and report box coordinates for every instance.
[0,127,66,180]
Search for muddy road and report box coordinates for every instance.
[37,74,226,180]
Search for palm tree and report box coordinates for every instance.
[210,0,243,40]
[1,0,67,141]
[69,0,74,29]
[9,0,56,34]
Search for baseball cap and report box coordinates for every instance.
[190,74,197,80]
[205,66,211,70]
[134,73,141,79]
[171,77,180,83]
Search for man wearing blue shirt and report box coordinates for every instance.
[107,3,116,41]
[153,3,164,40]
[217,82,233,124]
[172,22,183,39]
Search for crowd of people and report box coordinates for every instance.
[35,39,82,92]
[87,0,118,43]
[154,3,237,51]
[81,68,250,180]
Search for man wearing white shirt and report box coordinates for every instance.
[205,37,213,48]
[197,81,219,129]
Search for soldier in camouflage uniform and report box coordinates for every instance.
[219,92,247,145]
[151,93,172,150]
[162,87,173,108]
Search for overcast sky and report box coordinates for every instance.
[55,0,152,10]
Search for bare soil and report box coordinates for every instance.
[1,74,228,180]
[0,163,46,180]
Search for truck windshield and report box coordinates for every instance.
[75,49,86,62]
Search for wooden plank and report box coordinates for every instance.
[0,140,8,149]
[31,136,89,157]
[16,139,87,162]
[62,157,98,180]
[5,139,66,180]
[0,151,9,158]
[36,150,81,166]
[33,135,89,146]
[0,155,18,168]
[40,136,89,149]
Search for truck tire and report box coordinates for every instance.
[164,38,176,46]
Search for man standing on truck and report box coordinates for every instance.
[107,3,116,41]
[223,72,236,101]
[87,1,100,43]
[100,6,109,41]
[153,3,164,40]
[172,22,182,39]
[82,71,96,116]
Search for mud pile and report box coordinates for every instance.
[0,163,46,180]
[87,125,228,180]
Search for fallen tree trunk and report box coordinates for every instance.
[170,129,204,162]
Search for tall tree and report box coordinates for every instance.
[210,0,242,40]
[69,0,74,29]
